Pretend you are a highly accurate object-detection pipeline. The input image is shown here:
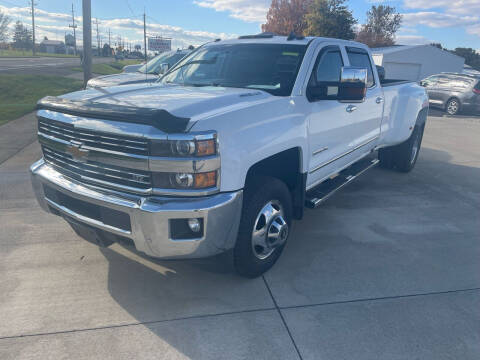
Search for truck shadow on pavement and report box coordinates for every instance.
[95,146,480,358]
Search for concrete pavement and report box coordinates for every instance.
[0,114,479,359]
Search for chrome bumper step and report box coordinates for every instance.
[305,157,379,209]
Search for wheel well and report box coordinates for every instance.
[245,148,306,220]
[416,107,428,127]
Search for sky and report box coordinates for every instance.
[0,0,479,51]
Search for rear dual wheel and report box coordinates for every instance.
[379,123,425,172]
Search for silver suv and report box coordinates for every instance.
[421,73,480,115]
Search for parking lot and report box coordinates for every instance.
[0,112,479,359]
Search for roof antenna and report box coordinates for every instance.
[287,31,296,41]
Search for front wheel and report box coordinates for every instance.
[234,176,292,278]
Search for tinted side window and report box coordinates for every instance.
[436,76,452,88]
[475,81,480,90]
[308,46,344,101]
[315,51,343,82]
[423,75,439,87]
[346,47,375,87]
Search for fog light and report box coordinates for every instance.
[173,173,194,187]
[188,218,201,233]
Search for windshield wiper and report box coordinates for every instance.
[184,82,221,87]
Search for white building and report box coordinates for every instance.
[372,45,465,81]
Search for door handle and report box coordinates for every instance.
[376,97,384,104]
[346,105,357,113]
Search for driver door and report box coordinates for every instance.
[306,45,358,188]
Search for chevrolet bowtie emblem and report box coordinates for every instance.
[66,141,89,163]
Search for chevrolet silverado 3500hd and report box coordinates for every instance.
[30,34,428,277]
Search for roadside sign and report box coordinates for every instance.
[148,37,171,52]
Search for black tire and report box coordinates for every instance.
[378,124,425,173]
[445,98,461,115]
[234,176,292,278]
[378,146,394,169]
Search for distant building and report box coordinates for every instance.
[40,40,65,54]
[372,45,465,81]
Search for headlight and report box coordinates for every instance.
[150,134,217,157]
[173,140,195,156]
[149,132,219,191]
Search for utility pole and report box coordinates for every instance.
[69,3,77,56]
[29,0,36,55]
[82,0,92,87]
[143,12,147,62]
[94,18,100,56]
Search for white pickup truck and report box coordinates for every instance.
[30,34,428,277]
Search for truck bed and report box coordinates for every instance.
[381,79,414,87]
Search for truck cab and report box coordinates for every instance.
[30,34,428,277]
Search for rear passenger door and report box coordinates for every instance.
[344,47,384,150]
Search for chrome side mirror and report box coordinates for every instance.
[159,63,170,74]
[338,67,367,102]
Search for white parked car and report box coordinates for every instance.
[31,34,428,277]
[87,49,191,88]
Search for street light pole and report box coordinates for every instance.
[143,12,147,62]
[30,0,36,56]
[82,0,92,88]
[69,3,77,56]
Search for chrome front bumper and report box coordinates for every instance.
[30,159,243,259]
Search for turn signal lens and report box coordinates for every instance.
[196,139,216,156]
[194,171,217,188]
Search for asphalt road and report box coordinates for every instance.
[0,56,112,75]
[0,113,479,359]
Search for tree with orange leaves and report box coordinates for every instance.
[262,0,312,36]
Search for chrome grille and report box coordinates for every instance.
[42,146,152,191]
[38,117,149,156]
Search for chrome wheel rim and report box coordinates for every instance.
[251,200,288,260]
[447,100,458,115]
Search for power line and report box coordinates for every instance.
[124,0,136,17]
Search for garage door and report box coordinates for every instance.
[383,62,421,81]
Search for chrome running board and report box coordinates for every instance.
[305,157,379,209]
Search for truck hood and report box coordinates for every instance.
[39,84,272,133]
[87,72,157,87]
[62,83,272,121]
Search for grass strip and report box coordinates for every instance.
[0,74,84,126]
[70,60,142,75]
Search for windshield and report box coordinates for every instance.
[161,43,307,96]
[138,51,187,74]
